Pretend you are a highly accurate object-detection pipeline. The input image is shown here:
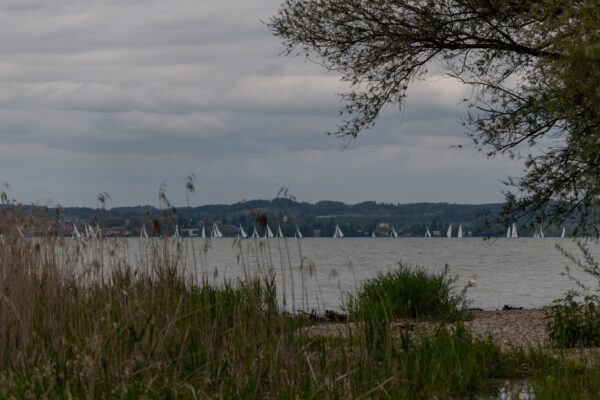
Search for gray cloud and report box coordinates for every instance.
[0,0,521,207]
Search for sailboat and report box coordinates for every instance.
[213,224,223,238]
[277,226,284,238]
[561,226,566,238]
[511,223,518,239]
[239,224,248,239]
[333,224,344,238]
[73,224,81,239]
[539,225,544,238]
[265,224,275,238]
[506,226,510,238]
[457,224,463,238]
[140,224,149,239]
[251,226,259,238]
[391,226,398,238]
[425,227,431,238]
[447,225,452,239]
[173,225,180,238]
[372,232,376,238]
[295,225,303,238]
[201,225,206,238]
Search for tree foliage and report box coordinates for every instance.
[269,0,600,232]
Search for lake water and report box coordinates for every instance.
[133,237,600,313]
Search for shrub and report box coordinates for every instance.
[344,263,468,323]
[545,292,600,347]
[394,323,511,397]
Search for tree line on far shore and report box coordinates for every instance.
[40,199,568,237]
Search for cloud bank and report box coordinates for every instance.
[0,0,521,207]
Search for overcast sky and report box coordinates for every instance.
[0,0,523,208]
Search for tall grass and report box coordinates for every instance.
[0,229,294,397]
[344,263,468,322]
[548,240,600,348]
[530,359,600,399]
[0,205,503,398]
[546,292,600,347]
[0,203,598,398]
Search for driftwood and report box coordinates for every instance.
[502,305,524,310]
[297,309,348,322]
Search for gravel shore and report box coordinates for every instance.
[303,308,550,347]
[303,308,600,361]
[461,309,548,349]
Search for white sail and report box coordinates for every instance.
[511,223,518,239]
[506,226,511,238]
[457,224,463,238]
[213,224,223,238]
[239,225,248,239]
[372,232,376,238]
[252,226,259,238]
[447,225,452,239]
[295,225,303,239]
[201,226,206,238]
[73,224,81,239]
[277,226,284,238]
[140,224,149,239]
[391,226,398,238]
[561,227,566,238]
[539,225,544,238]
[173,225,180,238]
[266,224,274,238]
[333,224,344,238]
[425,227,431,238]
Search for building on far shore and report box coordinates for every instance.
[102,226,127,237]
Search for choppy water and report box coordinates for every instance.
[125,236,600,313]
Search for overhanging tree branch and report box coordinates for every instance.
[270,0,600,233]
